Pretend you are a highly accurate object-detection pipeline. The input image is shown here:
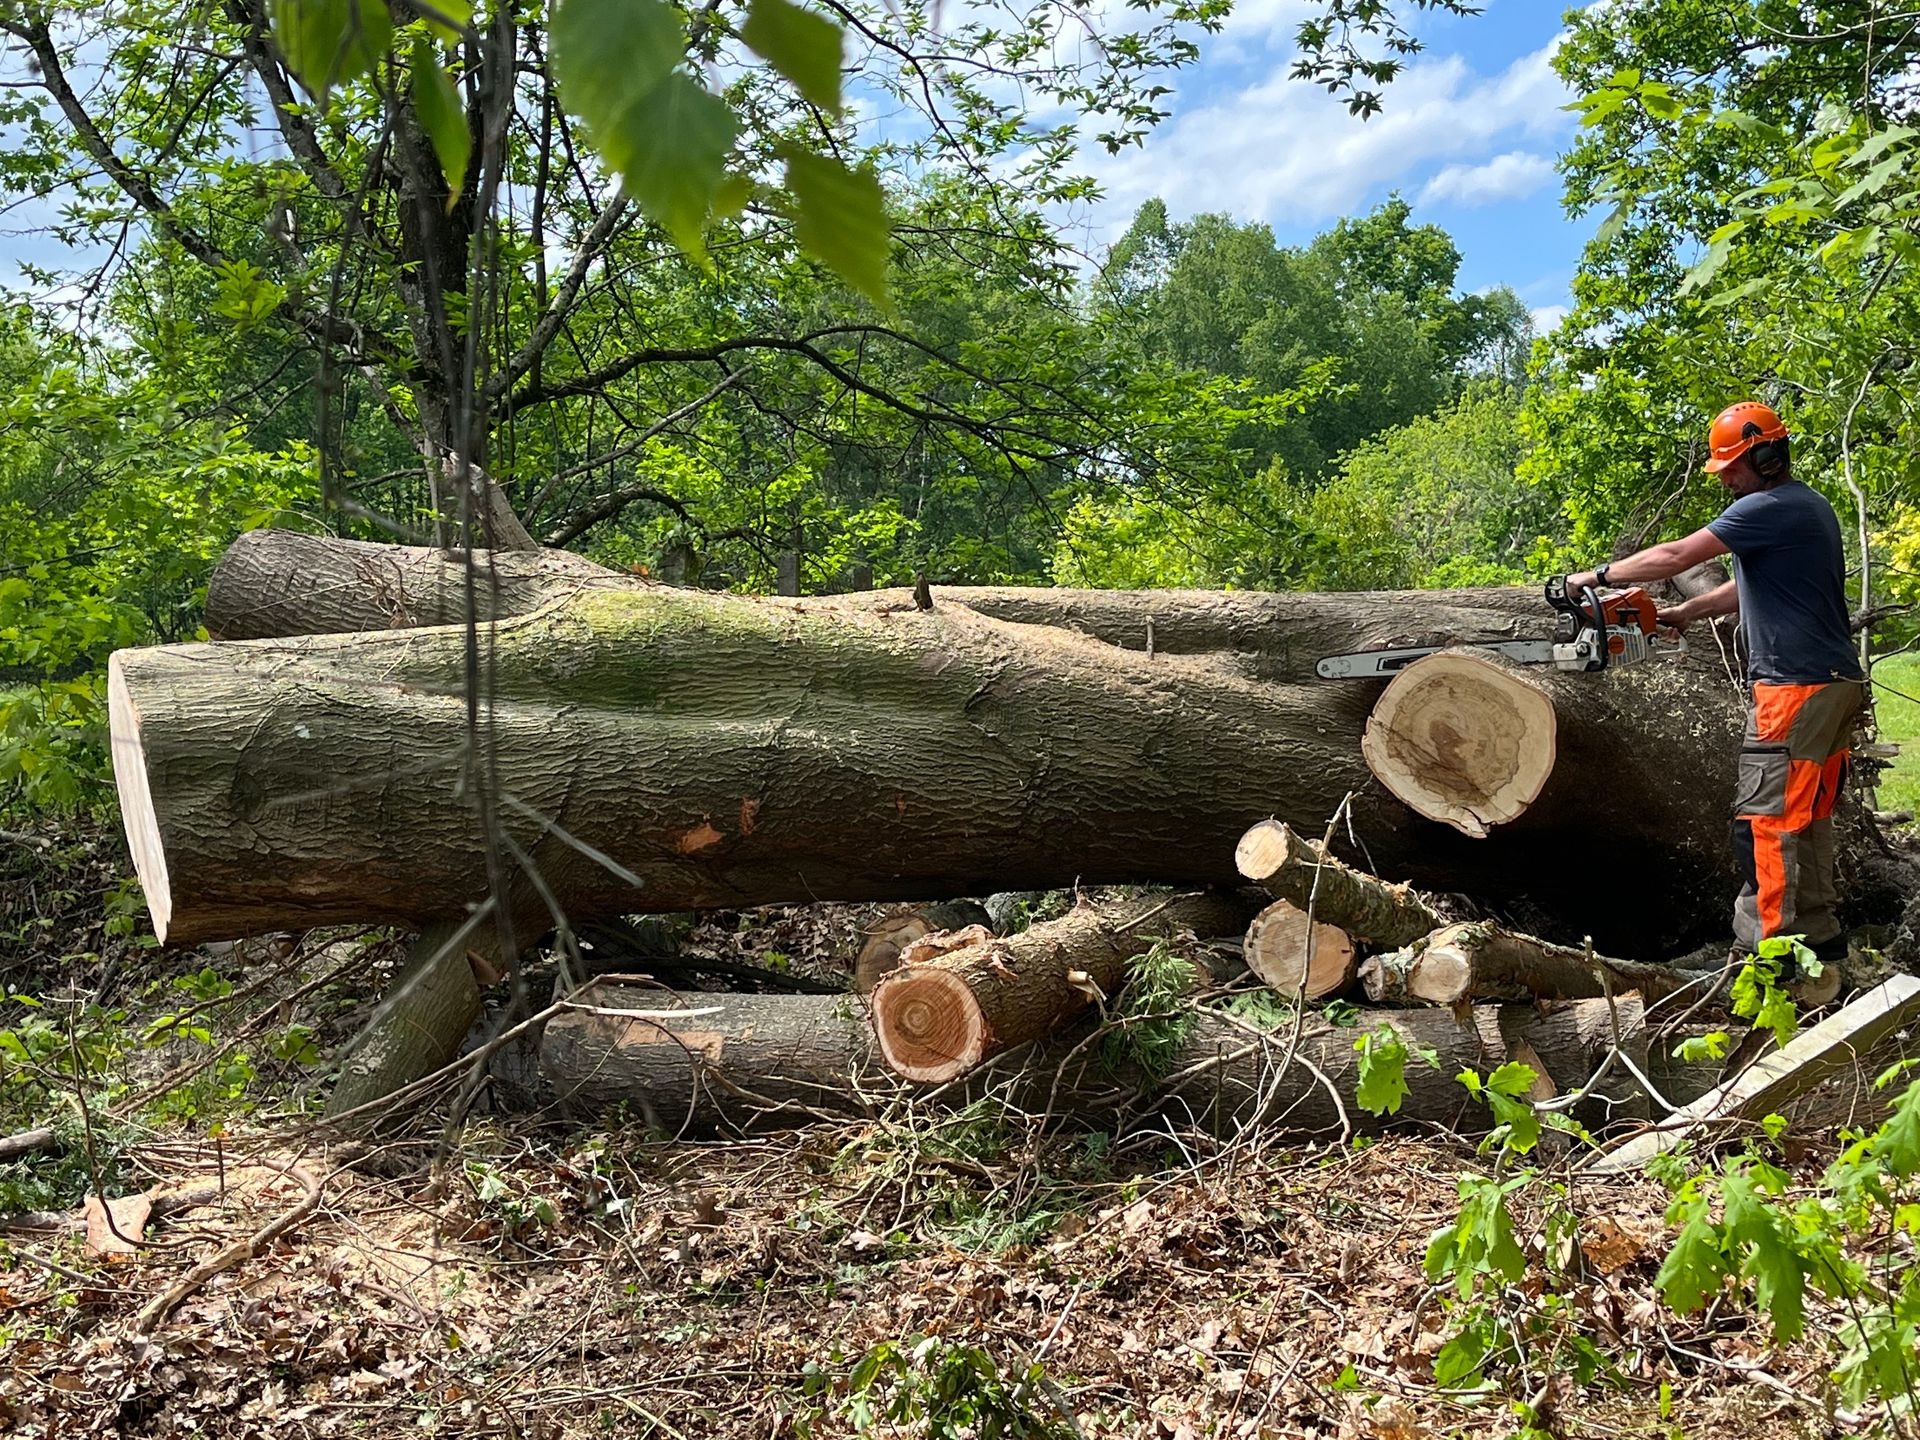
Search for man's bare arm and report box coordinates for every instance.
[1566,527,1730,591]
[1657,579,1738,632]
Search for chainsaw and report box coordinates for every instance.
[1314,577,1687,680]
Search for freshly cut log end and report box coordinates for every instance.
[853,900,993,993]
[1361,649,1557,838]
[107,654,173,944]
[1243,900,1355,1000]
[872,968,988,1082]
[1233,820,1293,882]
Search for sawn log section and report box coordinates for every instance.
[539,986,1648,1136]
[869,891,1252,1081]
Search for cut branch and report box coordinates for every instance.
[1234,819,1443,946]
[1242,900,1356,1000]
[869,890,1252,1082]
[1357,921,1708,1007]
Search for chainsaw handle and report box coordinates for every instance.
[1583,582,1608,671]
[1544,577,1610,671]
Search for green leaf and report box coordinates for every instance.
[1486,1061,1538,1098]
[741,0,844,113]
[1869,1080,1920,1179]
[1672,1030,1730,1063]
[267,0,393,107]
[785,148,891,307]
[554,0,738,259]
[612,73,739,258]
[418,0,472,44]
[1723,1168,1807,1341]
[1354,1024,1410,1116]
[553,0,738,256]
[1431,1313,1496,1387]
[1655,1208,1726,1314]
[552,0,683,128]
[410,39,470,205]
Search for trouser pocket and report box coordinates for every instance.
[1733,743,1789,817]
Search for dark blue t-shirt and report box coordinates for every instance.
[1707,481,1862,683]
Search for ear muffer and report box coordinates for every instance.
[1743,420,1789,478]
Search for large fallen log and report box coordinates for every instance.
[204,530,623,640]
[118,568,1752,952]
[1358,921,1712,1007]
[199,532,1617,686]
[1234,820,1443,947]
[868,890,1252,1082]
[537,986,1648,1136]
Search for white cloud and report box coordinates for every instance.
[1529,303,1570,333]
[1078,34,1573,236]
[1419,150,1556,208]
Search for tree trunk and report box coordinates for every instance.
[1241,900,1356,1000]
[868,891,1253,1082]
[1357,921,1706,1008]
[1361,649,1559,837]
[1235,819,1443,946]
[536,986,1647,1137]
[202,533,1572,683]
[117,579,1749,953]
[853,900,994,993]
[205,530,619,640]
[324,918,498,1125]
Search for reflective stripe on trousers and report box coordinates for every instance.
[1731,678,1865,950]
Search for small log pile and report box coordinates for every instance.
[97,532,1916,1145]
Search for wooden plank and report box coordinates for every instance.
[1585,973,1920,1176]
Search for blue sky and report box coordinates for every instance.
[1066,0,1591,328]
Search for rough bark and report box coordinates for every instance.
[1362,649,1559,837]
[1242,900,1357,1000]
[201,533,1573,683]
[853,900,995,994]
[117,579,1751,952]
[1358,921,1707,1008]
[537,987,1647,1137]
[325,918,497,1124]
[205,529,621,640]
[869,891,1253,1082]
[1234,820,1443,947]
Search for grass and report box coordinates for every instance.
[1872,652,1920,815]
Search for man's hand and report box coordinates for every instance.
[1656,603,1692,633]
[1565,570,1601,592]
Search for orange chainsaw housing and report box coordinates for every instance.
[1601,588,1657,656]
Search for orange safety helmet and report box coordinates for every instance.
[1704,400,1789,473]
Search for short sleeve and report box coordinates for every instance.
[1709,493,1773,556]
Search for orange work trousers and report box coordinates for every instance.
[1731,678,1865,952]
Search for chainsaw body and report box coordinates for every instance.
[1314,579,1687,680]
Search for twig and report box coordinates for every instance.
[134,1157,324,1330]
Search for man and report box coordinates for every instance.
[1565,401,1865,966]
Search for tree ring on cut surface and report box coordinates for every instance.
[1360,649,1557,838]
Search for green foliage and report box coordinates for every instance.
[810,1335,1075,1438]
[1353,1022,1436,1116]
[1731,936,1817,1048]
[741,0,844,114]
[1458,1062,1543,1155]
[1102,939,1199,1082]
